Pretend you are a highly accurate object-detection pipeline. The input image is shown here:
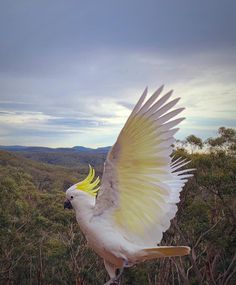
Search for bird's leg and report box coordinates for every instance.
[104,280,120,285]
[103,260,124,285]
[114,267,124,282]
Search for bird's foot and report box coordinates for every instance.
[115,266,124,281]
[104,259,126,285]
[104,279,119,285]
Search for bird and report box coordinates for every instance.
[64,85,193,285]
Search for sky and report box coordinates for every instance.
[0,0,236,148]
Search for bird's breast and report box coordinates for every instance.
[79,215,131,266]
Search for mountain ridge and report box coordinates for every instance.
[0,145,111,154]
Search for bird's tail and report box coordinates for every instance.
[137,246,190,261]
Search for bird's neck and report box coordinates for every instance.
[73,191,95,226]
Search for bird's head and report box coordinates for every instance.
[64,165,100,209]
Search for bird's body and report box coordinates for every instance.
[72,192,139,267]
[65,86,193,284]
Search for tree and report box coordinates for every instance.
[218,127,236,142]
[207,127,236,154]
[185,135,203,153]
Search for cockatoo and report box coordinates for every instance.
[64,86,192,285]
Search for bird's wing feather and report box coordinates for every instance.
[94,86,193,246]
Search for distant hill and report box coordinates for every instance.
[0,145,29,151]
[72,146,111,153]
[0,145,110,154]
[0,145,110,168]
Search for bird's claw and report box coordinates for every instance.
[104,279,120,285]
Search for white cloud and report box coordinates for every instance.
[0,48,235,147]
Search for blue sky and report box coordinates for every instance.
[0,0,235,147]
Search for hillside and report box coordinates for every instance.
[0,145,110,169]
[0,148,236,284]
[15,150,107,169]
[23,151,107,169]
[0,145,110,153]
[0,151,106,284]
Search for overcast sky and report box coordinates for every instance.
[0,0,235,147]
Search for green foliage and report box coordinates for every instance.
[186,134,203,149]
[218,127,236,142]
[0,151,104,285]
[207,126,236,155]
[207,136,225,147]
[0,125,236,285]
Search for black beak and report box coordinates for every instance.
[64,199,73,209]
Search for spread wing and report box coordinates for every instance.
[93,86,193,246]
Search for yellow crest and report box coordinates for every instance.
[76,165,100,197]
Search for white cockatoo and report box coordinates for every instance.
[64,86,192,285]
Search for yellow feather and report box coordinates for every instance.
[76,165,100,197]
[92,87,189,245]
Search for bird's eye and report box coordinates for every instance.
[71,196,74,199]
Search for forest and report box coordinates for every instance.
[0,127,235,285]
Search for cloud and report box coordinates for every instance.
[0,1,235,147]
[0,48,235,147]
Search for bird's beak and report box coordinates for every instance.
[64,199,73,209]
